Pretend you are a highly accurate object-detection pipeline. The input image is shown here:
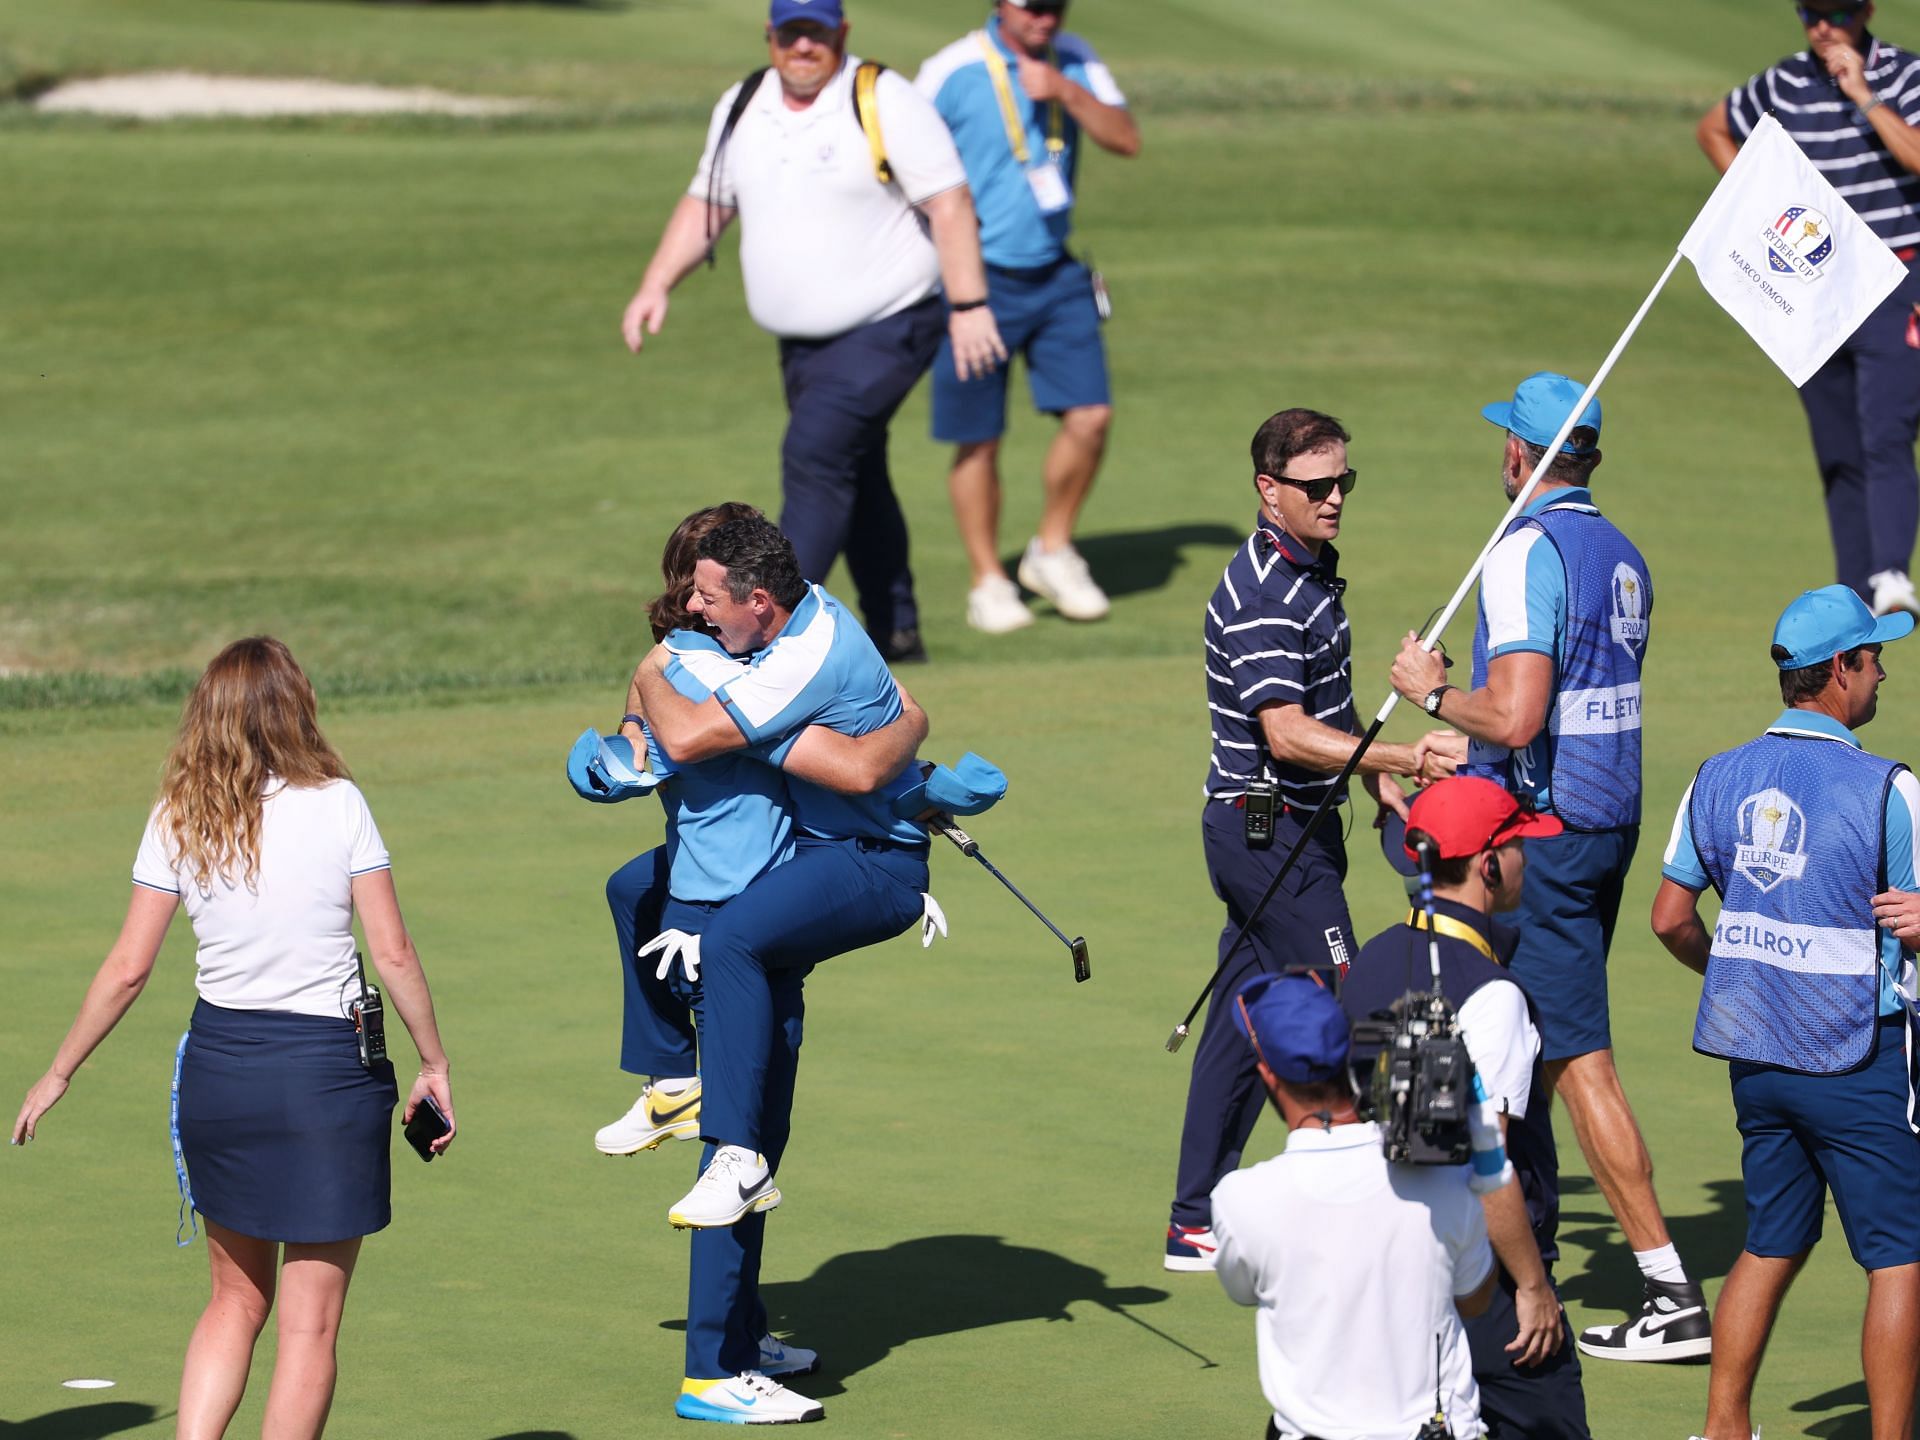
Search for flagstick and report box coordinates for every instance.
[1163,247,1688,1053]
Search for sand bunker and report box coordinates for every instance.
[34,72,533,119]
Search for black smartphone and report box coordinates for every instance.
[404,1095,451,1163]
[1244,781,1277,850]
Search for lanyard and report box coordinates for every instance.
[1404,910,1497,965]
[170,1029,200,1248]
[973,30,1064,167]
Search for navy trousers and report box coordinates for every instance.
[696,836,928,1152]
[606,847,694,1077]
[1799,262,1920,596]
[777,297,943,641]
[1172,802,1357,1230]
[1464,1268,1590,1440]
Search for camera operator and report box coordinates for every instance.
[1342,778,1595,1439]
[1211,975,1495,1440]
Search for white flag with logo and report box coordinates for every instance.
[1678,113,1906,387]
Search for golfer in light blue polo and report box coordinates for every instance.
[1651,584,1920,1440]
[632,516,932,1231]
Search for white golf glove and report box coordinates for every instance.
[640,928,701,984]
[921,892,948,949]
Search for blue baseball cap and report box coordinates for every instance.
[1771,584,1914,669]
[1481,372,1602,456]
[1230,975,1350,1083]
[768,0,844,29]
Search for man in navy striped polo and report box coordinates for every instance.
[1391,374,1710,1363]
[1164,407,1447,1272]
[1698,0,1920,617]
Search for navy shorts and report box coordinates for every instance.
[930,257,1109,443]
[1732,1015,1920,1269]
[1506,828,1637,1063]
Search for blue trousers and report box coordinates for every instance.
[1172,802,1357,1230]
[606,847,694,1077]
[697,836,928,1152]
[1800,262,1920,595]
[1464,1267,1590,1440]
[777,297,943,641]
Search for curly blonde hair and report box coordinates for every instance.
[158,636,350,890]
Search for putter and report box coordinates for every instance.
[930,815,1091,983]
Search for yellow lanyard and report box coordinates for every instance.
[1404,910,1498,965]
[973,30,1064,167]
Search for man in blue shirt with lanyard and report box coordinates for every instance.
[916,1,1141,635]
[1165,408,1446,1272]
[633,516,932,1229]
[1652,585,1920,1440]
[1698,0,1920,617]
[1391,374,1709,1363]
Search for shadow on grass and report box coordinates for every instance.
[483,1432,580,1439]
[663,1234,1186,1397]
[1796,1379,1872,1438]
[1553,1176,1747,1318]
[1003,522,1243,604]
[0,1402,160,1439]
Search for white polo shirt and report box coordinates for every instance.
[690,56,968,339]
[1211,1122,1492,1440]
[132,778,391,1019]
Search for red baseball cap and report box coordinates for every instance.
[1403,776,1563,862]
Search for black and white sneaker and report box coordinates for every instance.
[1576,1278,1712,1362]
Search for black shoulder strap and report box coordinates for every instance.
[706,68,771,268]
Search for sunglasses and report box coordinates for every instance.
[1017,0,1070,14]
[1271,468,1358,503]
[1798,4,1864,24]
[771,20,838,46]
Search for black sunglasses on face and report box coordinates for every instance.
[1798,4,1863,25]
[1271,468,1358,503]
[1019,1,1070,15]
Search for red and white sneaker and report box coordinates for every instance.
[1164,1224,1218,1272]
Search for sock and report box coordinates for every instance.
[1634,1243,1688,1285]
[652,1075,697,1094]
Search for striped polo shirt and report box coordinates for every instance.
[1725,36,1920,247]
[1204,513,1356,809]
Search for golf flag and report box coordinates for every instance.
[1679,113,1906,387]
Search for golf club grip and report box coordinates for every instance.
[1166,715,1388,1041]
[931,816,978,856]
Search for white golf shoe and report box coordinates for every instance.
[1871,568,1920,618]
[594,1079,702,1156]
[1017,538,1110,621]
[675,1371,823,1424]
[966,575,1034,634]
[757,1334,819,1379]
[668,1144,781,1229]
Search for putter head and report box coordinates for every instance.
[1070,936,1091,983]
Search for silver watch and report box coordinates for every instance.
[1423,684,1452,717]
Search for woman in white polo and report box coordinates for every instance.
[12,635,454,1440]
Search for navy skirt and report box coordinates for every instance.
[177,999,397,1244]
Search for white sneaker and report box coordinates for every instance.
[966,575,1034,634]
[1164,1224,1219,1272]
[757,1334,819,1378]
[1870,569,1920,618]
[668,1144,781,1229]
[675,1371,823,1424]
[595,1079,702,1156]
[1017,538,1110,621]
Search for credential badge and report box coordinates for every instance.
[1762,206,1834,284]
[1733,788,1810,892]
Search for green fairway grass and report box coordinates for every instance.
[6,1,1918,1435]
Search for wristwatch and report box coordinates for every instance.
[1422,685,1454,717]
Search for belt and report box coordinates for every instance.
[853,835,931,856]
[1216,794,1301,814]
[1898,246,1917,263]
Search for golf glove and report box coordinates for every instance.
[640,929,701,984]
[921,893,948,949]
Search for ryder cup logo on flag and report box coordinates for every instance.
[1678,114,1906,387]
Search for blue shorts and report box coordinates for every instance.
[1732,1016,1920,1270]
[1507,828,1637,1063]
[930,257,1110,444]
